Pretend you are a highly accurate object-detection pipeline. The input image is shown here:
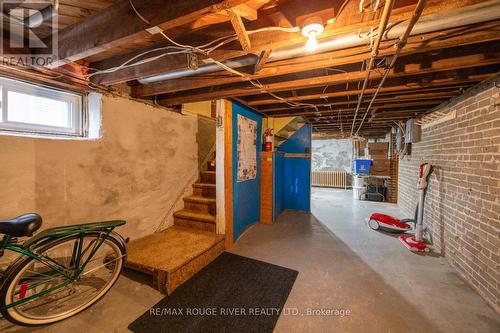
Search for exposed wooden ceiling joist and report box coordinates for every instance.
[90,0,484,85]
[227,9,252,51]
[244,83,472,106]
[156,44,500,105]
[130,21,500,98]
[265,105,433,117]
[47,0,250,67]
[259,96,452,113]
[3,0,498,137]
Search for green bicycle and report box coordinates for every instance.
[0,213,127,325]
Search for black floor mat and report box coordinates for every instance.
[128,252,298,333]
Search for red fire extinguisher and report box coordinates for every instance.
[263,128,273,151]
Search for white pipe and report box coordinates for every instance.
[138,0,500,84]
[138,56,258,84]
[271,0,500,60]
[24,5,55,28]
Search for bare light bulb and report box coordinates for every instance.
[301,17,324,53]
[305,31,319,52]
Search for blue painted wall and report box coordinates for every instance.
[232,102,262,241]
[276,124,312,213]
[278,124,312,154]
[283,157,311,211]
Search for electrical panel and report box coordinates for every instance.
[405,119,421,143]
[396,126,403,151]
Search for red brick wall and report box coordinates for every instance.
[398,79,499,312]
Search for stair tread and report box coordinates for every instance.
[174,209,216,222]
[126,225,224,273]
[184,195,216,203]
[193,182,216,188]
[283,124,297,131]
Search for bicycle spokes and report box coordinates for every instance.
[6,235,123,320]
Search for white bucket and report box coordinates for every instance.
[353,176,366,188]
[353,187,366,200]
[353,176,366,200]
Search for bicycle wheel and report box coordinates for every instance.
[0,232,125,325]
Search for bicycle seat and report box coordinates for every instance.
[0,213,42,237]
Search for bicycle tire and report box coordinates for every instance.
[0,232,125,326]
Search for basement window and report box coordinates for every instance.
[0,77,88,138]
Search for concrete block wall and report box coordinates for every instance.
[398,79,499,312]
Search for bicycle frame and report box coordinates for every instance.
[0,220,126,310]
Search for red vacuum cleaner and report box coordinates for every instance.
[368,162,432,252]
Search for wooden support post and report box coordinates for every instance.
[223,100,234,248]
[254,50,272,74]
[227,9,251,51]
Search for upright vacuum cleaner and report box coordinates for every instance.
[399,162,432,252]
[368,162,432,252]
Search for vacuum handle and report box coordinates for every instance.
[418,163,432,190]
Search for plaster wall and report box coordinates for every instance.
[0,95,200,241]
[312,139,353,172]
[183,101,213,118]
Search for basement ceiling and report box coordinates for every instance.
[3,0,500,137]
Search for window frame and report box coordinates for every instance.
[0,77,86,137]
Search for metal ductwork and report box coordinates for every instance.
[1,4,56,28]
[138,0,500,85]
[24,5,56,28]
[138,55,259,84]
[270,0,500,60]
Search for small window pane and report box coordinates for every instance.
[7,90,71,128]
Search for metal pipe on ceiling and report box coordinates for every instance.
[355,0,429,135]
[271,0,500,61]
[24,5,55,28]
[349,0,395,136]
[1,5,56,28]
[137,0,500,85]
[138,55,258,84]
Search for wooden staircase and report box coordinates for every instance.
[125,159,224,295]
[274,117,306,147]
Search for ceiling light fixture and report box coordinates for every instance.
[301,17,324,52]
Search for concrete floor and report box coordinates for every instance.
[233,188,500,333]
[1,187,499,332]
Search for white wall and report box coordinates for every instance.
[0,94,200,241]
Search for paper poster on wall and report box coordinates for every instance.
[237,114,257,182]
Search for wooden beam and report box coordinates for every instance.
[157,49,500,105]
[261,102,445,116]
[47,0,249,67]
[254,50,271,74]
[313,113,432,125]
[223,99,234,249]
[93,0,485,85]
[227,9,251,51]
[246,84,471,106]
[131,20,500,97]
[231,4,258,21]
[254,89,464,110]
[257,93,456,112]
[264,105,434,117]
